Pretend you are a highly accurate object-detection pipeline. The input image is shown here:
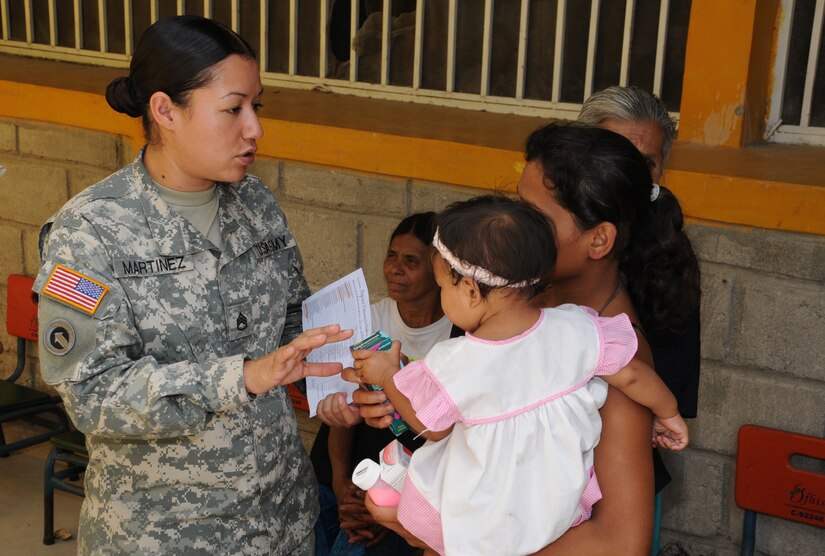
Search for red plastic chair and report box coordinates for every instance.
[1,275,69,456]
[735,424,825,555]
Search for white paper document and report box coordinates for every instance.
[302,268,372,416]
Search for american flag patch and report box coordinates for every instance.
[43,264,109,315]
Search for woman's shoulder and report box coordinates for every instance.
[48,163,143,229]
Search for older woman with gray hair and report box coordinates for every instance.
[579,85,677,184]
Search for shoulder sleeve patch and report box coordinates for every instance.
[42,264,109,316]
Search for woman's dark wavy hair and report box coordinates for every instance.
[106,15,256,142]
[391,212,437,246]
[524,123,700,333]
[436,194,556,299]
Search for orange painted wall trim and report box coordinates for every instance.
[0,80,143,146]
[258,119,523,191]
[667,169,825,235]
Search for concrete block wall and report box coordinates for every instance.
[658,226,825,555]
[2,118,824,555]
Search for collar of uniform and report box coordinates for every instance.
[130,149,203,257]
[217,180,274,261]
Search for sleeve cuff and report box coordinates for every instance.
[394,361,462,431]
[202,354,252,413]
[592,313,639,377]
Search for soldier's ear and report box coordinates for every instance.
[149,92,177,132]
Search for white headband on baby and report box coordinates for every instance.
[432,228,540,288]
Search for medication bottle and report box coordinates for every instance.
[352,458,401,507]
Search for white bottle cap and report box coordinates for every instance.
[352,458,381,491]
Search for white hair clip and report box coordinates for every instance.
[650,183,661,202]
[432,228,540,288]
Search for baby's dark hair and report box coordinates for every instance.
[435,194,556,298]
[525,123,700,333]
[391,212,437,246]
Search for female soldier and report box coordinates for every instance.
[35,15,351,555]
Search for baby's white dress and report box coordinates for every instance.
[393,305,638,555]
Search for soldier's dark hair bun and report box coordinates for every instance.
[105,76,142,118]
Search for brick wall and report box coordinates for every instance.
[2,117,824,555]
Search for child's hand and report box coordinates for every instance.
[652,414,689,451]
[352,340,403,389]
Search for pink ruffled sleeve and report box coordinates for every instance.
[590,311,639,377]
[393,360,462,432]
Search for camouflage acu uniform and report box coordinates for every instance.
[35,151,316,555]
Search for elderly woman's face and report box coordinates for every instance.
[383,233,438,305]
[600,118,665,183]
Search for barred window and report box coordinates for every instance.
[1,0,690,119]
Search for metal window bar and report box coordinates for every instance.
[446,0,456,93]
[48,0,56,47]
[1,0,8,41]
[412,0,423,89]
[653,0,670,97]
[74,0,82,49]
[318,0,328,78]
[620,0,635,86]
[583,0,600,100]
[768,0,797,135]
[288,0,297,75]
[514,0,529,99]
[24,0,32,44]
[349,0,358,82]
[0,0,690,123]
[480,0,493,97]
[98,0,107,53]
[380,0,390,85]
[125,0,133,57]
[261,0,269,75]
[799,0,824,127]
[552,0,566,103]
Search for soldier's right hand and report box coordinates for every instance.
[243,324,353,395]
